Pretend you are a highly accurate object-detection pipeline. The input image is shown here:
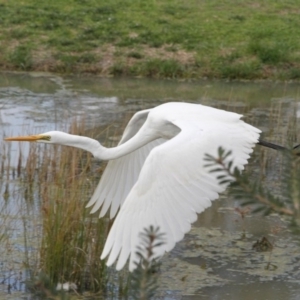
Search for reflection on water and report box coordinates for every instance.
[1,72,300,299]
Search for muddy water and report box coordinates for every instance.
[1,72,300,299]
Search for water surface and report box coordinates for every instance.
[0,72,300,299]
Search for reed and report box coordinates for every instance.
[37,123,108,293]
[0,120,114,297]
[0,137,40,295]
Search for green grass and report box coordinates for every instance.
[0,0,300,79]
[8,44,33,70]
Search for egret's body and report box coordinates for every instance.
[6,102,262,271]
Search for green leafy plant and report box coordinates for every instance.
[130,226,165,300]
[204,147,299,218]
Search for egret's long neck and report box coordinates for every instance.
[61,129,158,161]
[97,129,158,160]
[58,135,102,155]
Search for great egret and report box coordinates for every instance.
[5,102,282,271]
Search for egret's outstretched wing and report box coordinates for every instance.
[101,116,260,271]
[86,109,166,218]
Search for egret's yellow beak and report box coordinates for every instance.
[4,134,45,142]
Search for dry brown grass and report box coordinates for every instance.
[0,120,112,295]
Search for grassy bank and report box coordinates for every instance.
[0,0,300,79]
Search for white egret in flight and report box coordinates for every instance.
[5,102,284,271]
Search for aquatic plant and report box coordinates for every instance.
[36,123,108,293]
[205,146,300,221]
[130,226,164,300]
[0,121,110,296]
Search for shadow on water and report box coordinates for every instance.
[1,72,300,299]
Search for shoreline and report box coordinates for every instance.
[0,53,298,81]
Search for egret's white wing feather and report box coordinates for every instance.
[87,139,166,218]
[101,108,260,271]
[86,109,166,218]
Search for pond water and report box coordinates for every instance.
[1,72,300,299]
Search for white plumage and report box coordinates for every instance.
[5,102,261,271]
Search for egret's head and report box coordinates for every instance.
[5,131,101,158]
[4,131,70,144]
